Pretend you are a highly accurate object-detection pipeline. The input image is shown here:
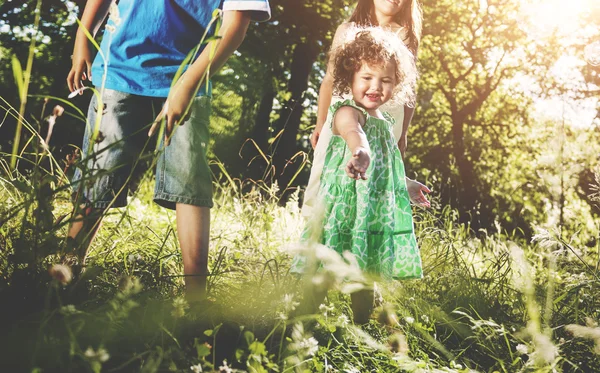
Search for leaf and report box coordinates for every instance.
[249,341,266,356]
[244,330,255,346]
[194,339,211,358]
[235,348,244,362]
[11,55,24,101]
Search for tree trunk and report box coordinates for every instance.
[272,42,319,196]
[252,80,275,153]
[450,115,489,230]
[245,79,275,181]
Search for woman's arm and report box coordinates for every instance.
[398,105,415,156]
[310,22,352,149]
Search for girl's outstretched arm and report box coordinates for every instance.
[310,22,352,149]
[332,106,370,180]
[66,0,114,93]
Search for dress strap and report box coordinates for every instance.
[328,99,368,129]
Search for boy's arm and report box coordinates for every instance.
[149,10,251,143]
[66,0,114,93]
[332,106,370,180]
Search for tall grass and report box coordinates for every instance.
[2,2,600,372]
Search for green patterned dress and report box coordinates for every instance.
[294,99,422,279]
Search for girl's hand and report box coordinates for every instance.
[148,76,196,146]
[407,179,431,208]
[66,39,93,93]
[345,148,370,180]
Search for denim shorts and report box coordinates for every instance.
[71,89,213,210]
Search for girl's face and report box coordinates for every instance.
[351,61,396,114]
[372,0,403,17]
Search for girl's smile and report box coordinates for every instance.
[351,61,397,115]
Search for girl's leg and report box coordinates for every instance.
[296,282,328,316]
[351,289,375,324]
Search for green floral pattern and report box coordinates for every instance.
[295,100,422,279]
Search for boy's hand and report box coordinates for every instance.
[345,148,370,180]
[67,40,93,93]
[407,179,431,208]
[148,77,196,146]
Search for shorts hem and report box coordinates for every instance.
[91,200,127,209]
[154,192,213,210]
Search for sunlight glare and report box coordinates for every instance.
[519,0,593,38]
[584,41,600,66]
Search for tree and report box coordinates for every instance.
[412,0,563,232]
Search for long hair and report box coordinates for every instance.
[348,0,422,54]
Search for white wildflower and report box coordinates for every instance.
[319,303,334,316]
[421,314,429,323]
[218,360,232,373]
[190,363,203,373]
[516,343,529,355]
[60,304,81,316]
[337,314,350,327]
[404,316,415,324]
[84,347,110,363]
[282,294,299,313]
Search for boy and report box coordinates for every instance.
[67,0,271,300]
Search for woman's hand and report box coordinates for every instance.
[407,179,431,207]
[345,148,370,180]
[310,124,323,149]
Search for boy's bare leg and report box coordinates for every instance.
[67,206,104,265]
[351,289,374,325]
[176,203,210,302]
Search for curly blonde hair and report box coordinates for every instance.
[332,27,417,107]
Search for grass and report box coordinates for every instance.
[2,4,600,371]
[1,154,600,372]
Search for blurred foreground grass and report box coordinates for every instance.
[1,165,600,373]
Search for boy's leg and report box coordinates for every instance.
[176,204,210,301]
[67,206,104,264]
[69,89,153,263]
[154,96,213,300]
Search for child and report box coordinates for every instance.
[66,0,270,301]
[302,0,430,219]
[293,28,423,323]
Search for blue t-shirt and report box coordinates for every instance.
[91,0,271,97]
